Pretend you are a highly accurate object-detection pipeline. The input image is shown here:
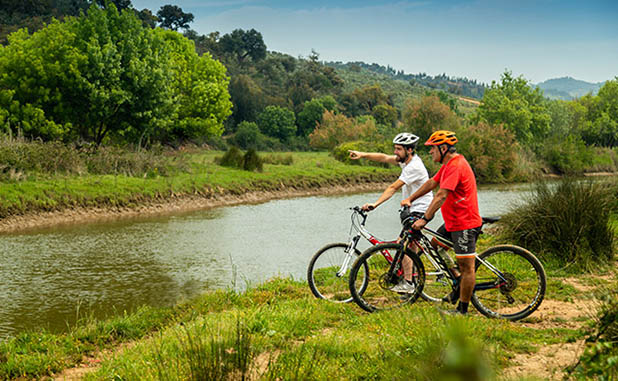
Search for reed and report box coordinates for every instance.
[499,178,616,270]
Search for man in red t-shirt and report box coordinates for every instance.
[401,130,481,315]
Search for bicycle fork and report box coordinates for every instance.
[336,234,360,278]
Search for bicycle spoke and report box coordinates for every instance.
[308,243,364,303]
[350,243,425,312]
[472,245,546,321]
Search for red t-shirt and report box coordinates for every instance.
[433,154,481,232]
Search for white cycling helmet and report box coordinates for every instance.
[392,132,419,148]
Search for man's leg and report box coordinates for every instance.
[456,256,475,303]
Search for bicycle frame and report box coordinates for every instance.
[414,225,511,291]
[337,207,396,277]
[339,209,510,293]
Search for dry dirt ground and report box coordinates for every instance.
[502,272,617,380]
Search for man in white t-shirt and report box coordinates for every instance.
[349,132,434,293]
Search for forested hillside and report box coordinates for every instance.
[327,61,487,99]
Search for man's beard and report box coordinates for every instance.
[396,152,408,163]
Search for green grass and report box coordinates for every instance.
[0,151,400,218]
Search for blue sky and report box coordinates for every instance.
[131,0,617,84]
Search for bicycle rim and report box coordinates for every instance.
[349,243,425,313]
[307,243,365,303]
[418,251,451,303]
[471,245,546,321]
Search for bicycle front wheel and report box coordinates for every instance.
[471,245,546,321]
[349,243,425,312]
[307,243,365,303]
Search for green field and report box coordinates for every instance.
[0,151,400,219]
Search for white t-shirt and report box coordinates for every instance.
[398,155,433,213]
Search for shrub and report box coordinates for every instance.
[229,122,283,151]
[456,122,519,183]
[331,141,390,167]
[309,111,378,150]
[499,179,615,270]
[541,135,592,175]
[567,288,618,379]
[242,149,263,172]
[217,146,244,169]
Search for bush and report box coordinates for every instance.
[229,121,283,151]
[499,179,615,270]
[242,149,263,172]
[331,141,390,167]
[567,288,618,379]
[456,122,519,183]
[217,146,245,169]
[262,153,293,165]
[541,135,592,175]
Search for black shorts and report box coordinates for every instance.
[436,224,482,257]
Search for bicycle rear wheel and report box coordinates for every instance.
[349,243,425,312]
[307,243,366,303]
[471,245,546,321]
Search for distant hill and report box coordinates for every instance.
[326,61,487,100]
[535,77,605,100]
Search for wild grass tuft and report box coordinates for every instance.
[567,287,618,379]
[154,317,255,381]
[499,178,616,271]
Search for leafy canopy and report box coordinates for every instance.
[474,71,551,144]
[0,4,230,145]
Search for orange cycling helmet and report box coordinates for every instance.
[424,130,458,146]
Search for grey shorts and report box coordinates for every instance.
[436,224,482,257]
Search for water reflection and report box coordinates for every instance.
[0,185,531,338]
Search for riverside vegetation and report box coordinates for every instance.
[0,136,402,219]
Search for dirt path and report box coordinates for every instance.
[0,182,390,234]
[503,270,617,380]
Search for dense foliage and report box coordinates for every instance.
[0,5,231,146]
[499,179,616,270]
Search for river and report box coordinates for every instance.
[0,184,532,338]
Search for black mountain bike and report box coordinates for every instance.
[348,211,546,321]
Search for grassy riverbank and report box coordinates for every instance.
[1,228,616,380]
[0,150,399,220]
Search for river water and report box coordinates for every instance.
[0,184,532,338]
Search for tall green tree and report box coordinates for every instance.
[156,4,193,31]
[296,95,337,137]
[578,78,618,147]
[158,29,231,141]
[219,28,266,64]
[474,71,551,144]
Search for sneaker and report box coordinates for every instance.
[390,279,416,294]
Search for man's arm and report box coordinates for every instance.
[362,179,405,211]
[349,150,397,165]
[400,178,438,207]
[411,188,449,230]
